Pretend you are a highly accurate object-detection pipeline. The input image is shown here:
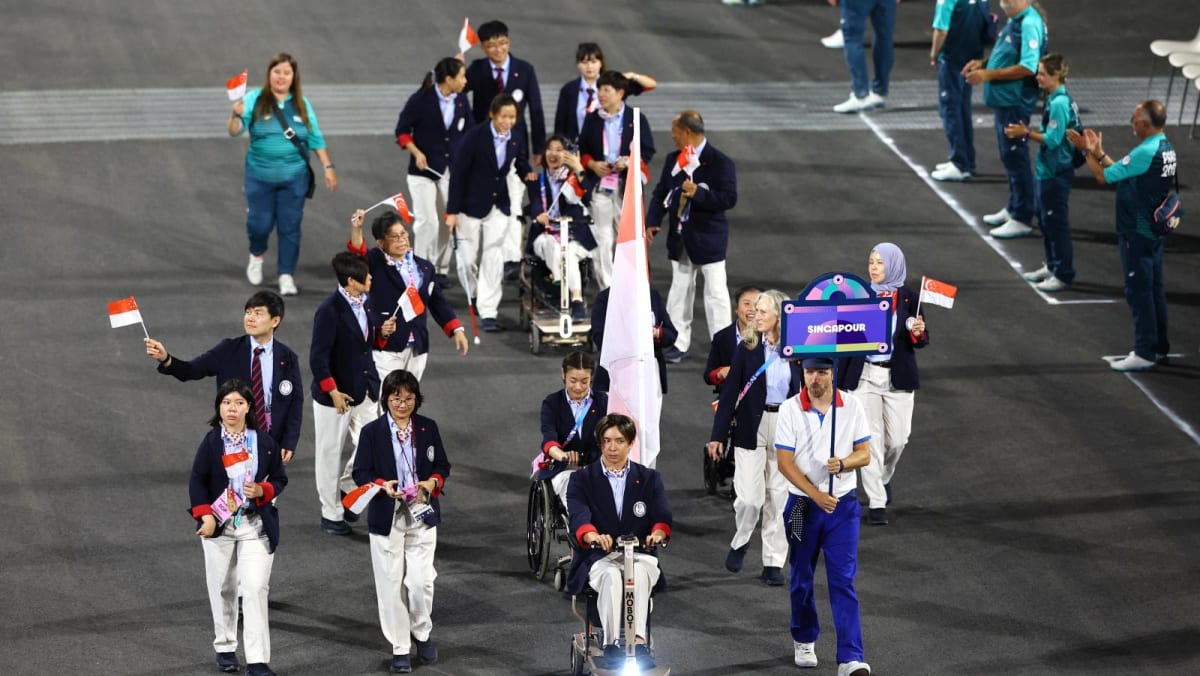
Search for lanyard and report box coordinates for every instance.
[734,347,779,411]
[394,424,417,487]
[562,393,593,445]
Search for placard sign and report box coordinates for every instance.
[780,272,892,359]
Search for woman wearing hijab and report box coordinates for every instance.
[837,243,928,526]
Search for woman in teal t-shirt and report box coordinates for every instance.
[228,53,337,297]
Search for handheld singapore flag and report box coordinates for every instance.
[919,276,958,309]
[671,144,699,178]
[363,192,414,225]
[458,18,480,53]
[221,450,252,481]
[108,296,149,338]
[226,69,248,100]
[600,106,663,467]
[342,482,383,515]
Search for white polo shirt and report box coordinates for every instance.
[775,388,871,499]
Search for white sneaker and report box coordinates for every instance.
[278,274,298,296]
[1022,264,1052,282]
[246,255,264,285]
[821,28,844,49]
[931,164,972,181]
[838,661,871,676]
[1035,276,1068,292]
[982,207,1011,226]
[793,642,817,668]
[989,219,1035,239]
[1110,354,1156,371]
[721,0,744,5]
[863,92,886,109]
[936,161,956,172]
[833,94,873,113]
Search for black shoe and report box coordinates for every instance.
[321,517,352,535]
[761,566,785,586]
[215,652,239,673]
[663,347,686,364]
[246,664,275,676]
[570,300,587,321]
[339,491,360,522]
[390,654,413,673]
[884,482,892,506]
[635,644,656,670]
[868,508,888,525]
[503,261,520,282]
[480,317,505,333]
[414,638,438,664]
[601,644,624,669]
[435,273,453,290]
[725,543,749,572]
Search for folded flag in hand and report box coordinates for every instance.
[342,483,383,515]
[226,69,248,100]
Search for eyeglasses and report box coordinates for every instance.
[388,395,416,407]
[384,233,408,242]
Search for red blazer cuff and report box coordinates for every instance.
[397,133,415,149]
[908,330,923,344]
[542,441,562,456]
[443,318,463,337]
[319,377,337,394]
[191,505,213,519]
[430,473,446,498]
[581,153,595,170]
[575,523,598,547]
[347,238,369,256]
[707,368,725,384]
[651,522,672,540]
[373,331,389,350]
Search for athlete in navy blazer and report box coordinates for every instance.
[523,171,597,256]
[577,103,655,195]
[704,323,740,392]
[309,291,381,408]
[837,285,929,392]
[534,389,608,483]
[394,81,473,182]
[556,78,648,145]
[352,411,450,534]
[647,139,738,267]
[710,342,804,450]
[446,118,530,219]
[189,424,288,552]
[465,54,544,161]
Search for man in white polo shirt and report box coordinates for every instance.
[775,357,872,676]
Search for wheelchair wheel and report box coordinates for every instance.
[526,480,553,578]
[703,447,718,495]
[518,292,531,331]
[570,639,586,676]
[530,325,543,355]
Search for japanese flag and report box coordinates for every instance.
[920,276,958,309]
[226,69,248,101]
[107,296,143,328]
[390,193,414,225]
[397,283,426,322]
[222,450,252,481]
[672,144,699,178]
[458,18,479,53]
[342,482,383,515]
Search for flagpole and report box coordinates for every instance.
[362,199,390,215]
[915,276,925,318]
[139,320,150,340]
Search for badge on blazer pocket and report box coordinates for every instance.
[426,445,436,462]
[512,89,524,103]
[633,501,647,517]
[279,380,293,396]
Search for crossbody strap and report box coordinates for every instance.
[268,98,310,161]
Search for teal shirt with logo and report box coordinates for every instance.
[1034,86,1078,179]
[237,88,327,183]
[983,6,1045,110]
[1104,133,1175,240]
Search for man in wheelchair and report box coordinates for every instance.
[566,414,672,669]
[525,134,597,322]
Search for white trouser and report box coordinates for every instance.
[588,553,661,645]
[550,468,575,512]
[731,410,789,567]
[369,508,438,655]
[454,207,509,319]
[407,174,452,275]
[202,514,274,664]
[503,170,526,262]
[666,249,730,353]
[373,348,429,387]
[588,189,621,290]
[854,362,915,509]
[533,235,589,293]
[313,398,378,521]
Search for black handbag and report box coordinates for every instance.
[270,100,316,199]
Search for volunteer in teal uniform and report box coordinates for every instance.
[928,0,986,181]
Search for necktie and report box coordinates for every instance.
[251,347,269,432]
[585,87,595,113]
[494,66,505,94]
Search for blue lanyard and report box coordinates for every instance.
[562,393,592,445]
[734,347,778,411]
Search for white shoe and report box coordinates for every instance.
[1110,354,1156,371]
[931,164,972,181]
[838,661,871,676]
[278,274,298,296]
[721,0,744,5]
[989,219,1035,239]
[982,207,1011,226]
[821,28,844,49]
[793,642,817,668]
[1022,264,1052,282]
[936,161,956,172]
[833,94,873,113]
[863,92,886,109]
[1035,276,1068,292]
[246,255,264,285]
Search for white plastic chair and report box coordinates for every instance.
[1185,65,1200,138]
[1171,55,1200,124]
[1148,26,1200,104]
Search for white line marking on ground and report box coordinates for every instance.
[1124,372,1200,446]
[858,111,1114,306]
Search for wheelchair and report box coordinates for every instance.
[704,423,736,501]
[526,474,573,588]
[517,215,595,355]
[569,535,670,675]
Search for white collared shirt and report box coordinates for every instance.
[775,390,871,498]
[249,337,274,409]
[603,461,629,519]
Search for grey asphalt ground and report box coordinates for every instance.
[2,1,1199,674]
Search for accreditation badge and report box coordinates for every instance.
[279,379,293,396]
[512,89,524,103]
[633,501,647,518]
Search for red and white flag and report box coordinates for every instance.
[396,283,426,322]
[221,450,252,481]
[107,296,143,329]
[920,276,958,309]
[390,193,414,224]
[458,18,479,53]
[342,482,383,515]
[671,144,699,178]
[600,106,663,468]
[226,69,248,101]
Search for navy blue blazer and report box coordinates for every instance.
[523,171,597,255]
[189,428,287,552]
[351,413,451,534]
[566,460,672,595]
[394,86,473,181]
[837,286,929,392]
[647,141,738,265]
[534,389,609,481]
[589,287,677,395]
[465,55,545,157]
[159,336,304,453]
[710,342,804,450]
[309,291,381,407]
[553,78,647,143]
[446,121,531,219]
[354,246,463,355]
[703,322,740,391]
[577,106,655,194]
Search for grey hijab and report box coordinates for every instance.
[870,242,907,293]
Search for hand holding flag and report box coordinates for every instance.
[342,482,383,515]
[108,296,149,339]
[226,69,248,101]
[671,144,699,178]
[363,192,414,224]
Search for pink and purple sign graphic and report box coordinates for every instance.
[780,273,893,358]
